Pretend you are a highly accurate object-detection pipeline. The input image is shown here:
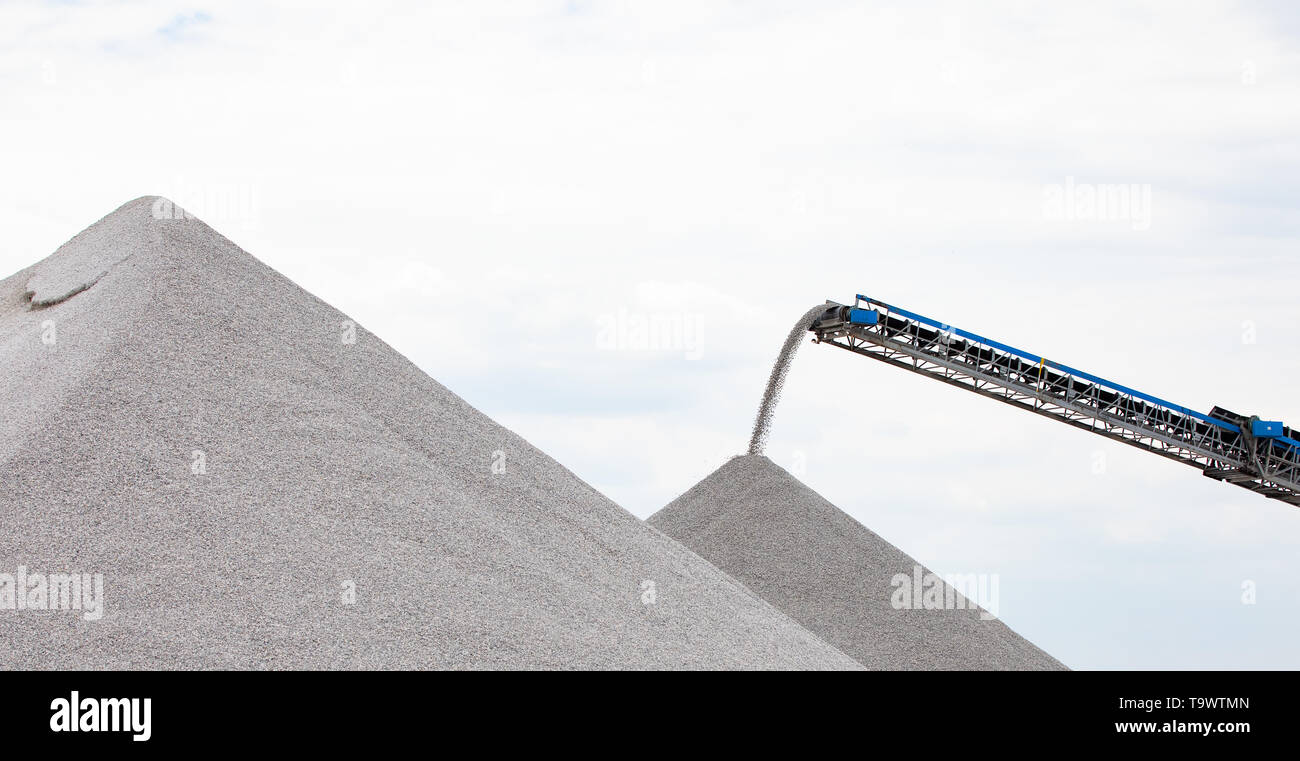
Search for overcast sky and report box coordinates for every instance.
[4,0,1300,669]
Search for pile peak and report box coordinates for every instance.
[650,455,1066,670]
[21,196,164,308]
[0,199,858,669]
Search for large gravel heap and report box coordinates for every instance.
[0,197,859,670]
[650,455,1066,670]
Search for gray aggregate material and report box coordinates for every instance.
[650,455,1067,670]
[748,305,825,455]
[0,197,861,670]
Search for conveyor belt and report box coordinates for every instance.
[810,295,1300,507]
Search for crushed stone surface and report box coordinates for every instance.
[650,455,1067,670]
[0,197,860,670]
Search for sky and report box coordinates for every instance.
[3,0,1299,669]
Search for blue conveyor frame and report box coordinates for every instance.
[809,295,1300,507]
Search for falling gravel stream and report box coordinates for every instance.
[747,304,826,455]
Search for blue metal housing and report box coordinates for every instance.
[1253,420,1285,438]
[848,308,879,325]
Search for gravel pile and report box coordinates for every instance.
[650,455,1066,670]
[0,197,859,670]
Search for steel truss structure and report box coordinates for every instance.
[810,295,1300,507]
